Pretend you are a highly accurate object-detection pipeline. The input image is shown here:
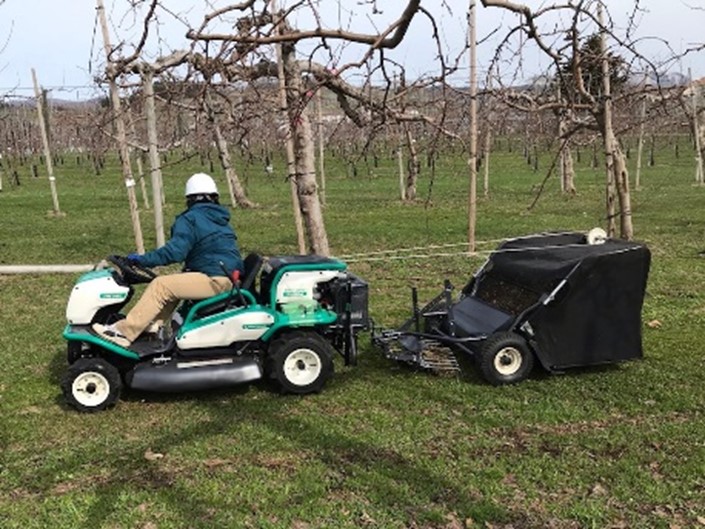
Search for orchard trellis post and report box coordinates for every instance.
[482,75,492,198]
[30,68,62,216]
[96,0,144,253]
[272,0,306,254]
[556,84,576,195]
[142,69,165,246]
[127,109,151,211]
[635,94,647,190]
[315,88,326,207]
[468,0,479,253]
[397,131,405,200]
[688,71,705,185]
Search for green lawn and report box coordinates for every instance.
[1,141,704,528]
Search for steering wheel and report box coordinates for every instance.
[107,255,156,285]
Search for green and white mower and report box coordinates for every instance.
[62,254,369,412]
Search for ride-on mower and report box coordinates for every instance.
[62,254,369,412]
[374,231,651,385]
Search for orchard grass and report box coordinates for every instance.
[1,139,704,529]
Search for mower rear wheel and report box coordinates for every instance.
[61,358,122,412]
[267,331,334,394]
[478,332,534,386]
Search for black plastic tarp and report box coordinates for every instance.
[477,232,651,369]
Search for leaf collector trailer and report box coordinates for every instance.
[60,231,650,412]
[374,231,651,385]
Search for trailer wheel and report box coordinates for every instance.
[478,332,534,386]
[61,358,122,412]
[267,331,334,394]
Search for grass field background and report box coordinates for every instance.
[1,139,704,528]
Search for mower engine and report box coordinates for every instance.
[258,255,370,365]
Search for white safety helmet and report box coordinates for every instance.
[184,173,218,196]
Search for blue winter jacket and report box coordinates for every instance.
[139,203,243,277]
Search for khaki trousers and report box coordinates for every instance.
[116,272,232,341]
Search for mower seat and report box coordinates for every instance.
[240,252,264,298]
[448,296,513,337]
[186,253,264,321]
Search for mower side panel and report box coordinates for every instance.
[177,307,275,349]
[260,308,339,341]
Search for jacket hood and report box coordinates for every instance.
[190,202,231,226]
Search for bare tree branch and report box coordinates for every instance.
[186,0,421,50]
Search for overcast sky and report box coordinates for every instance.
[0,0,703,101]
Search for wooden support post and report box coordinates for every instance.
[97,0,144,252]
[31,68,62,216]
[272,0,306,254]
[467,0,478,253]
[143,69,166,246]
[127,109,151,211]
[635,95,646,190]
[689,70,704,185]
[316,88,326,207]
[397,138,405,200]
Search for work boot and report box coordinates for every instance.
[145,321,162,335]
[92,323,131,348]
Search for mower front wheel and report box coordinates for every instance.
[61,358,122,412]
[478,332,534,386]
[267,331,334,394]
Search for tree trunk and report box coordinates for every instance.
[403,125,418,201]
[281,40,329,255]
[211,119,257,209]
[599,4,632,240]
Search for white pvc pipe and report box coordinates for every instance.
[0,265,94,275]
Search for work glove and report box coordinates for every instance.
[126,252,143,264]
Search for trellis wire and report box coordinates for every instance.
[341,230,599,263]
